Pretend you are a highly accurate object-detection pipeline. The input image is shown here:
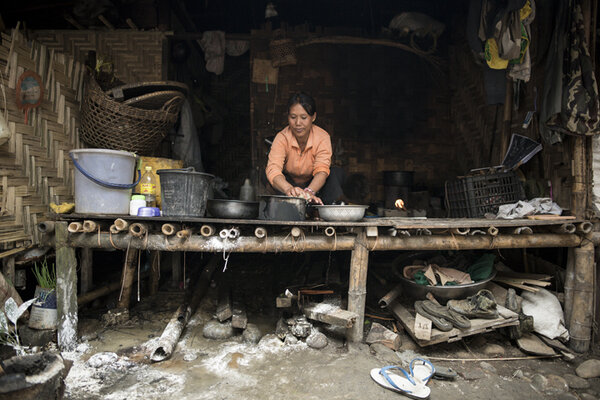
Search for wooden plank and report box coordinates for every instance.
[496,271,552,281]
[388,300,518,347]
[216,284,233,322]
[232,301,247,329]
[493,278,542,292]
[303,302,357,328]
[527,215,576,220]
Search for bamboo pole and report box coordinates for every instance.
[38,221,55,233]
[577,221,593,234]
[82,220,98,233]
[487,226,499,236]
[150,251,160,295]
[450,227,470,235]
[129,223,148,238]
[572,136,586,219]
[379,284,402,308]
[67,222,83,233]
[114,218,129,232]
[569,241,595,353]
[176,229,192,240]
[78,272,150,307]
[109,225,120,234]
[65,232,582,252]
[254,227,267,238]
[324,227,336,237]
[116,248,139,309]
[161,223,180,236]
[150,255,218,362]
[564,248,576,326]
[513,227,533,235]
[56,221,78,351]
[347,229,369,342]
[200,225,215,237]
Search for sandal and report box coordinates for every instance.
[409,358,436,385]
[370,366,431,399]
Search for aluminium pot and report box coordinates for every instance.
[383,170,414,187]
[206,199,259,219]
[260,195,307,221]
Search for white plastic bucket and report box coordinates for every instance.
[70,149,139,214]
[29,286,57,330]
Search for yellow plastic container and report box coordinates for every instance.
[134,157,184,208]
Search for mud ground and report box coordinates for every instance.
[61,287,600,400]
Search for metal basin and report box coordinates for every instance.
[206,199,259,219]
[313,204,368,222]
[397,268,497,303]
[260,195,307,221]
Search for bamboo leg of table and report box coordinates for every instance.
[150,250,160,295]
[569,241,594,353]
[347,229,369,342]
[80,248,93,294]
[117,248,139,309]
[56,221,78,351]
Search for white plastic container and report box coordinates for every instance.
[129,195,146,216]
[69,149,138,214]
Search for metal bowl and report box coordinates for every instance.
[260,195,307,221]
[313,204,368,222]
[397,268,497,303]
[206,199,259,219]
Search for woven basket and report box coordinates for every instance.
[269,38,297,67]
[80,76,183,155]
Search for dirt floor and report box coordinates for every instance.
[60,286,600,400]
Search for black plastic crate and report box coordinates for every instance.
[445,170,525,218]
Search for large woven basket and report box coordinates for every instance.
[80,76,184,155]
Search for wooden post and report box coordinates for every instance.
[117,248,139,309]
[347,229,369,342]
[56,221,78,351]
[569,241,595,353]
[2,256,15,287]
[150,250,161,295]
[564,248,576,327]
[80,248,93,294]
[572,136,587,219]
[170,252,183,288]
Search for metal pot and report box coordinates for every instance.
[260,195,307,221]
[206,199,259,219]
[383,171,414,187]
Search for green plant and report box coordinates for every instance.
[32,258,56,290]
[0,297,36,355]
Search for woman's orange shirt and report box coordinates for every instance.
[266,125,332,186]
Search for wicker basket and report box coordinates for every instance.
[269,38,297,67]
[80,76,184,155]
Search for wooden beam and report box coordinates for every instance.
[80,248,93,294]
[569,241,594,353]
[116,248,139,309]
[303,302,357,328]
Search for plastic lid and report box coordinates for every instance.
[131,195,146,200]
[145,166,152,171]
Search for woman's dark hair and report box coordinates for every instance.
[287,92,316,116]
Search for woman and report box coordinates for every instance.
[266,93,342,205]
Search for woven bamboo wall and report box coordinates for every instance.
[0,30,84,248]
[32,30,167,83]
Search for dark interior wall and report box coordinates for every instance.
[250,28,458,205]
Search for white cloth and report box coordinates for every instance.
[199,31,249,75]
[496,197,562,219]
[173,99,203,172]
[521,288,569,341]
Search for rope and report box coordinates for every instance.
[108,229,120,249]
[450,232,460,250]
[143,228,149,250]
[97,225,101,247]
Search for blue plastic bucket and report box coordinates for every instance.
[69,149,140,214]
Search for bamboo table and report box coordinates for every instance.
[42,215,593,353]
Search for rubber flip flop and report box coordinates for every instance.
[414,301,453,332]
[370,366,431,399]
[409,358,435,385]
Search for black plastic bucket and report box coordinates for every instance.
[157,168,215,217]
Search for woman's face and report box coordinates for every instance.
[288,103,316,140]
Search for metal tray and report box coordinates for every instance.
[313,204,368,222]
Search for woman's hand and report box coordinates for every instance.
[285,186,306,198]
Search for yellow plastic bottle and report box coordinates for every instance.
[140,166,157,208]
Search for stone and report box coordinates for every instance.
[87,352,118,368]
[576,359,600,378]
[18,325,56,347]
[370,343,397,363]
[275,318,289,340]
[259,334,285,349]
[545,374,569,393]
[306,331,328,349]
[479,361,497,374]
[398,333,418,351]
[556,393,580,400]
[580,393,597,400]
[513,369,524,379]
[242,323,262,344]
[101,308,129,327]
[530,374,548,393]
[284,333,299,345]
[202,320,234,340]
[482,343,505,357]
[460,367,486,381]
[564,373,590,390]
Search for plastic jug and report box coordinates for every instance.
[140,166,157,207]
[239,178,255,201]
